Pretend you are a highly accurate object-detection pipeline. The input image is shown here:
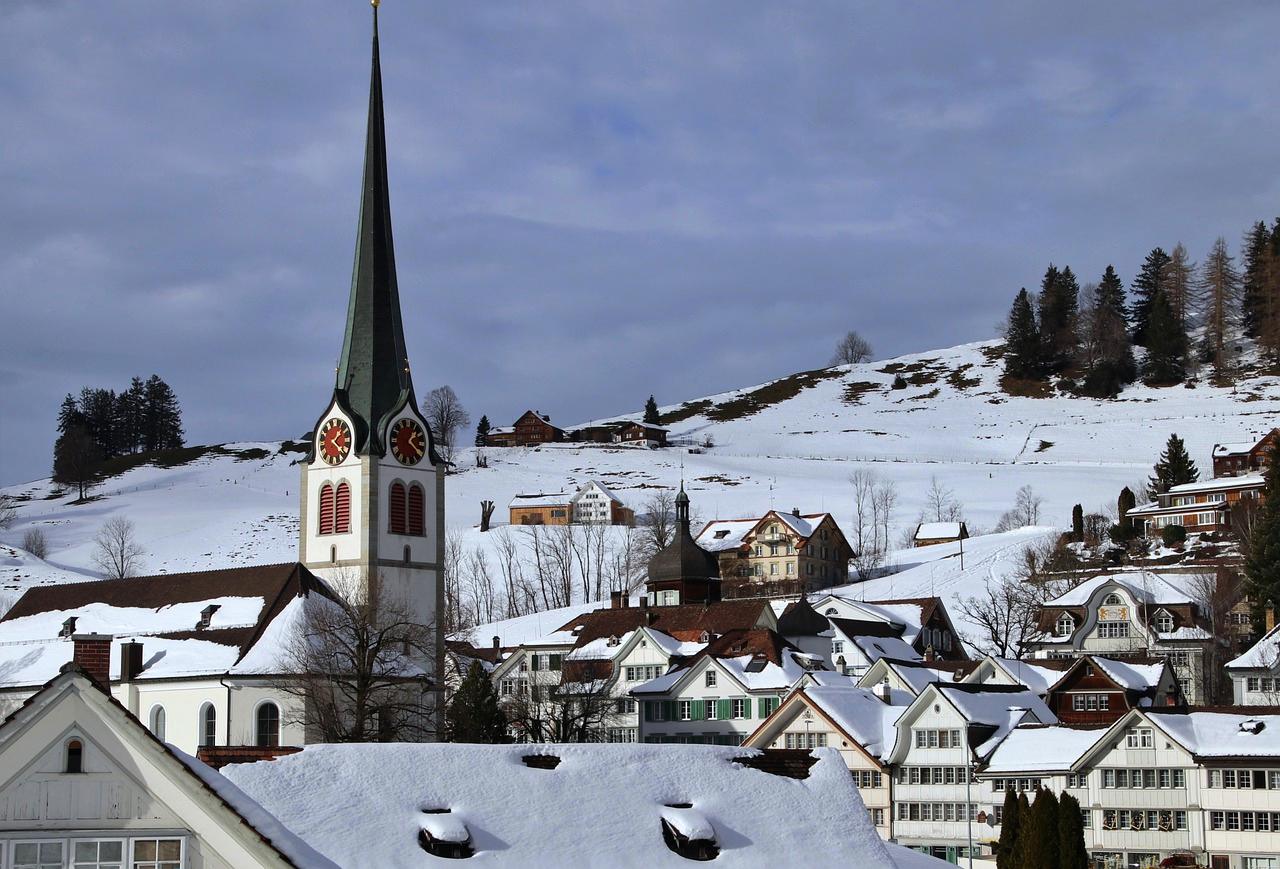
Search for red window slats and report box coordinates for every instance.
[408,483,425,536]
[389,482,407,534]
[318,484,335,535]
[335,482,351,534]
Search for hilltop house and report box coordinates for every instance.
[1126,475,1264,538]
[913,522,969,547]
[1213,428,1280,477]
[485,411,566,447]
[1026,571,1223,705]
[507,493,571,525]
[696,509,853,594]
[572,421,669,447]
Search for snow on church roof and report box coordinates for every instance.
[222,742,923,868]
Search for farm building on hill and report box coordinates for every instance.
[485,410,566,447]
[913,521,968,547]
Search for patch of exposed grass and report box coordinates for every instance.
[279,440,310,455]
[999,374,1055,398]
[703,368,844,422]
[1035,440,1054,453]
[979,343,1006,363]
[908,387,941,401]
[947,364,981,390]
[659,399,713,426]
[842,381,880,405]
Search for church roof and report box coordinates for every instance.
[332,7,418,457]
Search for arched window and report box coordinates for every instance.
[389,482,407,534]
[256,702,280,747]
[407,484,426,536]
[1103,593,1123,606]
[334,482,351,534]
[200,703,217,748]
[318,483,335,535]
[1056,613,1076,637]
[65,739,83,774]
[149,706,166,742]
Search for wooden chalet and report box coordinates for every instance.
[1041,654,1181,725]
[486,411,566,447]
[1213,428,1279,478]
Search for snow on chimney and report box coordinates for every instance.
[873,682,892,704]
[72,634,113,685]
[492,635,501,654]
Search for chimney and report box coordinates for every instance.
[119,641,144,682]
[873,682,892,704]
[610,590,623,609]
[924,645,936,663]
[792,507,800,517]
[1268,607,1276,634]
[492,635,501,654]
[72,634,113,685]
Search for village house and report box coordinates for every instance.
[913,522,969,547]
[1026,570,1224,705]
[1126,474,1264,538]
[484,411,565,447]
[743,682,898,840]
[981,707,1280,869]
[1213,429,1280,478]
[506,493,571,525]
[1227,622,1280,705]
[570,421,668,447]
[696,509,853,595]
[810,593,969,664]
[569,480,633,525]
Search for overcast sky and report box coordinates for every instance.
[3,1,1279,485]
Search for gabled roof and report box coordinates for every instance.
[747,684,901,762]
[1227,622,1280,671]
[914,522,966,540]
[983,723,1110,774]
[776,596,832,637]
[695,511,840,553]
[508,493,571,508]
[1044,571,1199,608]
[930,683,1057,759]
[969,656,1072,695]
[633,629,818,695]
[1088,706,1280,763]
[0,665,333,869]
[0,562,332,687]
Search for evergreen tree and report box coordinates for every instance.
[1080,265,1136,397]
[56,393,84,436]
[142,375,184,452]
[114,377,147,455]
[1015,788,1060,869]
[1242,220,1271,338]
[444,661,509,743]
[1115,486,1137,542]
[1142,289,1187,385]
[1038,264,1080,373]
[1245,446,1280,624]
[1131,247,1172,346]
[1009,790,1036,868]
[474,415,491,448]
[1072,504,1084,542]
[1004,289,1044,380]
[1149,433,1199,495]
[995,788,1022,869]
[1265,218,1280,359]
[52,426,102,502]
[1056,792,1089,869]
[79,387,118,458]
[643,395,660,425]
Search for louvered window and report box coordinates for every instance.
[389,482,407,534]
[318,483,335,535]
[408,483,426,536]
[335,482,351,533]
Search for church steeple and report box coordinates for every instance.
[334,1,414,456]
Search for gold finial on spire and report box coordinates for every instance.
[371,0,380,7]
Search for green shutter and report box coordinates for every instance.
[742,696,752,719]
[718,699,732,721]
[665,701,678,722]
[757,698,769,718]
[549,654,562,671]
[691,700,705,720]
[530,655,540,672]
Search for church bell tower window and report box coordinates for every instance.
[318,483,336,535]
[408,483,425,536]
[389,482,407,534]
[335,482,351,534]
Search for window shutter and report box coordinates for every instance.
[757,698,769,718]
[691,700,705,720]
[644,702,654,722]
[389,483,407,534]
[718,699,731,721]
[665,701,678,722]
[334,482,351,533]
[742,697,752,719]
[530,655,541,672]
[318,484,335,535]
[549,654,562,671]
[407,484,425,536]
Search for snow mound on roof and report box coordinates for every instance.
[1150,711,1280,758]
[1228,623,1280,670]
[222,742,909,868]
[984,724,1109,773]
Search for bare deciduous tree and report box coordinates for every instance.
[831,330,873,366]
[0,494,16,529]
[92,517,144,579]
[1187,570,1241,704]
[959,539,1077,657]
[21,528,48,560]
[422,385,471,465]
[442,531,467,636]
[1199,236,1241,380]
[501,661,624,743]
[281,572,435,742]
[923,476,963,523]
[849,471,897,579]
[639,490,677,557]
[994,485,1043,532]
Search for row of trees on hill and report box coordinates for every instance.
[52,376,184,500]
[1004,218,1280,395]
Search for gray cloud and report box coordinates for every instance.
[3,1,1279,483]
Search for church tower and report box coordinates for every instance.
[299,3,445,688]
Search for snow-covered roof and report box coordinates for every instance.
[1092,657,1166,692]
[1228,623,1280,671]
[508,493,571,508]
[1146,710,1280,758]
[933,685,1057,758]
[222,743,910,868]
[1163,474,1265,495]
[470,600,606,649]
[983,724,1108,773]
[803,685,902,759]
[980,658,1069,695]
[886,660,963,695]
[572,480,623,503]
[847,634,920,665]
[633,631,815,695]
[1045,570,1201,608]
[695,511,831,554]
[1214,440,1260,457]
[915,522,964,540]
[1127,498,1227,517]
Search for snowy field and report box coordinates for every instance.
[2,338,1276,642]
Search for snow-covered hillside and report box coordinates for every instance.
[2,338,1276,631]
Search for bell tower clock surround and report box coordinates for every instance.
[298,3,446,723]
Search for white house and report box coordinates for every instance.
[1227,623,1280,705]
[569,480,632,525]
[0,662,333,869]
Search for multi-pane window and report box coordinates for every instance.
[1100,810,1187,831]
[989,777,1040,792]
[1067,772,1088,788]
[199,703,217,748]
[784,732,827,749]
[678,700,692,721]
[1155,611,1175,633]
[731,699,746,719]
[706,699,719,720]
[625,665,662,682]
[132,838,183,869]
[1210,811,1280,832]
[1126,728,1154,748]
[13,842,63,869]
[1071,693,1111,711]
[854,771,883,788]
[896,802,978,822]
[705,671,717,688]
[71,839,125,869]
[913,728,962,749]
[256,702,280,748]
[1099,768,1184,788]
[1056,613,1075,636]
[607,728,637,743]
[1098,622,1130,639]
[1208,768,1280,789]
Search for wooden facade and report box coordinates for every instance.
[486,411,566,447]
[1212,429,1279,478]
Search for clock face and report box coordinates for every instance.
[390,418,427,466]
[318,418,352,465]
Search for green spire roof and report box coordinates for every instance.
[335,6,414,453]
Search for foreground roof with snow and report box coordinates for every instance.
[222,742,929,868]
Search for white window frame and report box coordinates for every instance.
[128,835,187,869]
[69,837,129,869]
[11,839,66,869]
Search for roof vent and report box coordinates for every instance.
[1241,719,1266,734]
[745,655,768,673]
[522,754,561,769]
[660,806,719,861]
[59,617,78,638]
[418,808,473,859]
[197,604,220,630]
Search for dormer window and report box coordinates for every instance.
[197,604,219,630]
[60,617,77,638]
[714,530,729,539]
[1155,610,1175,633]
[1056,614,1076,637]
